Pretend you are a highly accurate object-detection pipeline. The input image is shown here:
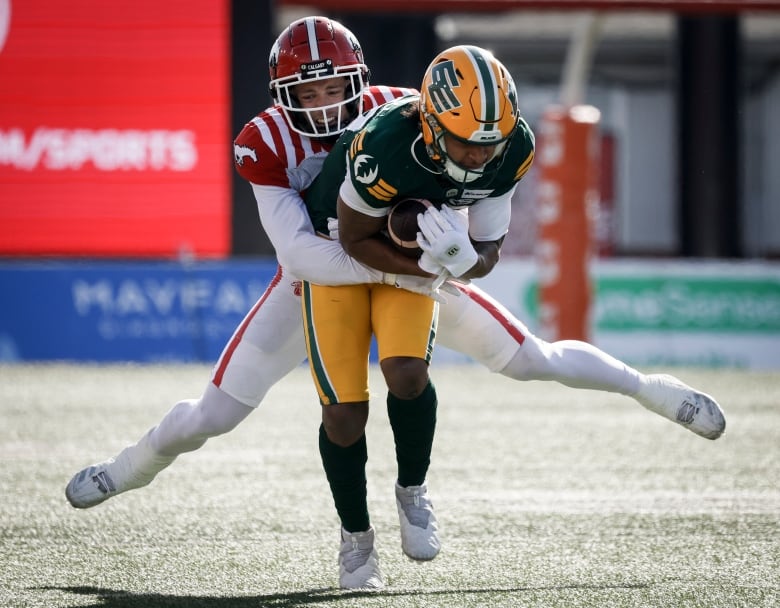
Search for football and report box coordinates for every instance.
[386,198,433,258]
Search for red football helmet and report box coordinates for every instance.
[269,16,369,138]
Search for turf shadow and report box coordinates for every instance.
[35,586,381,607]
[36,583,654,607]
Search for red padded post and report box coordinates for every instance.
[536,105,601,341]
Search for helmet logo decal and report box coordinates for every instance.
[353,154,379,184]
[268,41,280,73]
[427,61,461,115]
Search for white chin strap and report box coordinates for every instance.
[441,139,506,184]
[444,158,481,183]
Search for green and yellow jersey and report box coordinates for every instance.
[304,95,535,237]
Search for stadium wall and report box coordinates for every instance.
[1,259,778,369]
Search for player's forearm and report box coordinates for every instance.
[341,236,429,276]
[281,238,386,285]
[459,240,502,280]
[252,183,384,285]
[338,195,430,276]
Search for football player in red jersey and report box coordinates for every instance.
[66,16,725,592]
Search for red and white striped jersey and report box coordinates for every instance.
[233,85,417,191]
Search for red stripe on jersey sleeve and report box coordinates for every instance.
[363,85,418,110]
[233,116,289,187]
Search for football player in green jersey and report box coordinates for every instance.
[301,45,535,589]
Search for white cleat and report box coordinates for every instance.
[65,460,123,508]
[338,526,384,590]
[395,482,441,561]
[65,434,173,509]
[636,374,726,440]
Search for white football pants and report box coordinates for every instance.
[145,265,642,464]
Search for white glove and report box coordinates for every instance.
[331,214,446,290]
[327,216,339,241]
[418,250,445,275]
[330,214,448,279]
[385,273,461,303]
[416,206,479,278]
[440,205,469,230]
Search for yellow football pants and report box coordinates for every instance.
[301,282,438,405]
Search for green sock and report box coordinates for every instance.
[318,424,370,533]
[387,379,437,488]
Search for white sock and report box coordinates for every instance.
[501,337,643,396]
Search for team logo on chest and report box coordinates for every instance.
[349,129,398,201]
[353,154,378,184]
[351,153,398,202]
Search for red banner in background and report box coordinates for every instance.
[0,0,230,258]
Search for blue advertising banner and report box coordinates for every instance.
[0,260,279,362]
[5,258,777,368]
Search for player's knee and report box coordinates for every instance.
[381,356,429,399]
[499,336,555,381]
[322,402,368,447]
[194,388,254,436]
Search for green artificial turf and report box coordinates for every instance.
[1,364,777,607]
